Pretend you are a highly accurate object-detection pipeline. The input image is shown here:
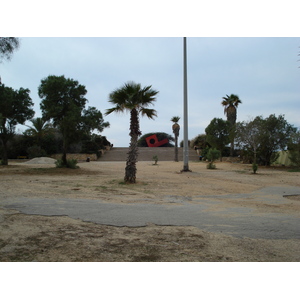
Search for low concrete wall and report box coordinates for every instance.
[51,153,98,161]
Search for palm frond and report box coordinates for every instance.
[140,108,157,119]
[171,116,180,123]
[105,106,125,115]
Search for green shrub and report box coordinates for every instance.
[252,163,258,174]
[289,150,300,168]
[207,162,216,169]
[206,148,221,169]
[152,155,158,165]
[55,158,79,169]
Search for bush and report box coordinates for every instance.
[252,163,258,174]
[289,151,300,168]
[288,132,300,167]
[207,162,216,169]
[55,158,79,169]
[206,148,221,169]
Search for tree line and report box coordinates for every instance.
[0,75,110,166]
[191,112,299,167]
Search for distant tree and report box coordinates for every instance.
[180,139,190,148]
[288,130,300,167]
[235,118,263,164]
[221,94,242,157]
[38,75,109,167]
[106,81,158,183]
[171,116,180,162]
[81,134,111,157]
[0,83,34,165]
[24,117,54,146]
[0,37,20,63]
[78,107,110,156]
[236,114,297,166]
[257,114,296,166]
[190,134,209,149]
[190,134,210,160]
[80,106,110,136]
[205,118,230,161]
[39,75,87,166]
[137,132,174,147]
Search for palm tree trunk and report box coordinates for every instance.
[230,141,234,157]
[124,109,141,183]
[174,135,179,162]
[125,138,138,183]
[228,112,237,158]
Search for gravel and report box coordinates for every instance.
[23,157,56,164]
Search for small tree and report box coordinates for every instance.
[205,118,230,161]
[0,83,34,165]
[206,148,221,169]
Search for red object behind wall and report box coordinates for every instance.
[145,134,169,147]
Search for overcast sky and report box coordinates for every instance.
[1,37,299,146]
[1,1,300,147]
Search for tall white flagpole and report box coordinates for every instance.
[182,37,190,172]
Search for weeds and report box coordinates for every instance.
[252,163,258,174]
[55,159,79,169]
[152,155,158,165]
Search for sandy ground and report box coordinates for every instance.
[0,159,300,262]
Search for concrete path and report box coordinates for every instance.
[2,186,300,239]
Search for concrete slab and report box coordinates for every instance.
[2,186,300,239]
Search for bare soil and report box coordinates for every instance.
[0,160,299,262]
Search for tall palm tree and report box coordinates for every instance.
[106,82,158,183]
[171,116,180,162]
[221,94,242,157]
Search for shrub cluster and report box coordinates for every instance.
[55,159,79,169]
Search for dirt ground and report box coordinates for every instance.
[0,159,299,262]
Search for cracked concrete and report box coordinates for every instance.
[2,186,300,239]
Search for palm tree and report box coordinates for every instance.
[106,82,158,183]
[171,116,180,162]
[221,94,242,157]
[24,117,54,146]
